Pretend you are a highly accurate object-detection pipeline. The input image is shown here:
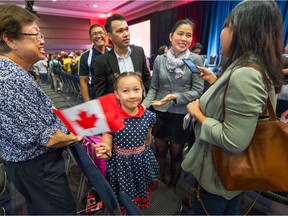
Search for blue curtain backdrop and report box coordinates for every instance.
[205,0,288,64]
[204,1,239,60]
[277,0,288,45]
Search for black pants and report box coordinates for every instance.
[5,149,76,215]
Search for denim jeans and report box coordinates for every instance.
[193,183,243,215]
[39,73,48,84]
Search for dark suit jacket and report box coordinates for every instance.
[93,45,151,98]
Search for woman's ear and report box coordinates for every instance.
[169,33,172,42]
[2,34,16,50]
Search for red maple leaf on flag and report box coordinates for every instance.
[74,110,98,129]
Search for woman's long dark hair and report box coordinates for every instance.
[221,0,284,93]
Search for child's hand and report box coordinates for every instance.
[94,143,112,160]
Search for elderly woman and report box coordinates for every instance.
[142,19,204,189]
[0,4,82,214]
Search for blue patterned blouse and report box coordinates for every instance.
[0,59,68,162]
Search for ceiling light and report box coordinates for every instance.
[107,13,111,17]
[93,4,98,8]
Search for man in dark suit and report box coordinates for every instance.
[94,14,151,98]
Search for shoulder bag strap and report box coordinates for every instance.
[221,67,267,216]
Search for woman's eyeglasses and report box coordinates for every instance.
[20,33,45,42]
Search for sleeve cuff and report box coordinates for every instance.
[199,117,219,143]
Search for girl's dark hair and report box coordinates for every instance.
[0,4,38,54]
[171,18,195,36]
[114,72,143,90]
[221,0,284,93]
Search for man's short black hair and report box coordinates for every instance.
[104,14,126,34]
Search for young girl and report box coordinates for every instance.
[94,72,159,209]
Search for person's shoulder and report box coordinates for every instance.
[82,49,91,56]
[0,59,19,76]
[131,45,141,49]
[79,49,90,59]
[154,54,166,62]
[143,109,156,124]
[233,66,263,77]
[79,49,91,64]
[144,108,156,117]
[229,66,264,88]
[189,52,202,61]
[130,45,144,52]
[188,52,203,66]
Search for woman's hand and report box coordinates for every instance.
[45,131,83,148]
[187,99,207,124]
[151,94,176,106]
[282,68,288,75]
[94,143,112,160]
[197,66,217,85]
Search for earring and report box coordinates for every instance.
[13,45,17,49]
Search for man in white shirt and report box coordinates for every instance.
[94,14,151,98]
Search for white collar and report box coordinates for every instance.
[114,47,132,59]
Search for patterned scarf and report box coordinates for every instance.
[166,48,190,79]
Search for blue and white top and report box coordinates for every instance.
[0,58,67,162]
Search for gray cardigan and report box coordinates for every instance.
[182,63,275,199]
[142,52,204,114]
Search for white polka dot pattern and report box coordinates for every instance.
[107,109,159,208]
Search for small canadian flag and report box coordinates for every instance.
[280,110,288,124]
[51,93,124,136]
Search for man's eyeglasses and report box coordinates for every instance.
[20,33,45,42]
[91,31,105,37]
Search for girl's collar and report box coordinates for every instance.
[118,104,145,119]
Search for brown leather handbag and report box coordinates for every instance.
[212,75,288,191]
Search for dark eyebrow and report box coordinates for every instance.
[116,26,129,32]
[177,30,192,35]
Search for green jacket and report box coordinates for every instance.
[182,62,275,199]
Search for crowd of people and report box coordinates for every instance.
[0,0,287,215]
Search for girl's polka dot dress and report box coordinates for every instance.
[106,105,159,209]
